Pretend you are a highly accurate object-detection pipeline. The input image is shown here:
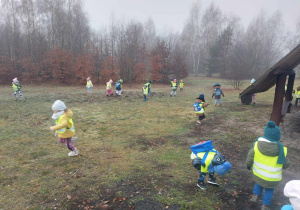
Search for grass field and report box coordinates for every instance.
[0,77,295,210]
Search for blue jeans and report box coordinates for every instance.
[215,98,222,105]
[144,94,147,101]
[253,183,274,206]
[198,171,214,181]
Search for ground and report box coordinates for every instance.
[0,77,299,210]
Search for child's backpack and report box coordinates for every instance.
[190,140,218,169]
[214,88,221,96]
[115,82,121,90]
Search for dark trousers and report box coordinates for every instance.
[198,171,214,181]
[296,98,300,106]
[198,114,206,121]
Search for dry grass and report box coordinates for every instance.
[0,77,285,209]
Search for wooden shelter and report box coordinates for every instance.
[239,44,300,126]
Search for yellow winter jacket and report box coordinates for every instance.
[51,109,75,138]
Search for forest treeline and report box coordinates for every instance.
[0,0,299,86]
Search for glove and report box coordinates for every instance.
[247,166,251,170]
[201,162,206,167]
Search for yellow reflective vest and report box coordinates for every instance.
[106,83,111,90]
[12,83,20,91]
[295,90,300,98]
[253,142,287,182]
[143,87,148,95]
[55,115,75,134]
[86,81,92,87]
[171,81,177,90]
[190,150,217,173]
[179,83,184,88]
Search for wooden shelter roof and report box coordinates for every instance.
[239,44,300,97]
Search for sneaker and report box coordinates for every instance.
[197,181,207,190]
[250,194,258,203]
[68,149,79,157]
[261,204,270,210]
[207,178,219,186]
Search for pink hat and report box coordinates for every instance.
[174,79,177,82]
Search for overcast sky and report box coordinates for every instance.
[84,0,300,34]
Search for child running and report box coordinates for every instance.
[49,100,79,157]
[194,94,208,125]
[179,80,184,91]
[115,79,123,96]
[86,77,93,93]
[142,84,148,101]
[106,79,114,96]
[146,80,153,96]
[212,83,224,106]
[12,77,26,101]
[170,79,177,97]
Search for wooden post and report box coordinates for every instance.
[270,74,287,126]
[286,71,295,113]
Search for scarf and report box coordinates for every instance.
[51,111,64,120]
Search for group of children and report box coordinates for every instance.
[169,78,184,97]
[11,76,298,209]
[193,83,225,125]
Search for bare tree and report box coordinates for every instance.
[182,0,202,76]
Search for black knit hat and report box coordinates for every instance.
[196,94,205,102]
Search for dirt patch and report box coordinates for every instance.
[68,175,179,210]
[281,108,300,150]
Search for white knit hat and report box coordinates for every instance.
[284,180,300,209]
[52,100,67,111]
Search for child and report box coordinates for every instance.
[247,121,290,209]
[142,84,148,101]
[106,79,114,96]
[12,77,26,101]
[281,180,300,210]
[212,83,224,106]
[179,80,184,91]
[190,141,232,190]
[146,80,153,96]
[49,100,79,157]
[86,77,93,93]
[115,79,123,96]
[294,86,300,106]
[170,79,177,96]
[194,94,209,125]
[251,78,257,104]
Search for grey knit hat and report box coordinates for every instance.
[52,100,67,111]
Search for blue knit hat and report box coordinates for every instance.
[213,83,221,87]
[213,162,231,175]
[263,121,281,141]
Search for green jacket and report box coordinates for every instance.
[246,138,290,188]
